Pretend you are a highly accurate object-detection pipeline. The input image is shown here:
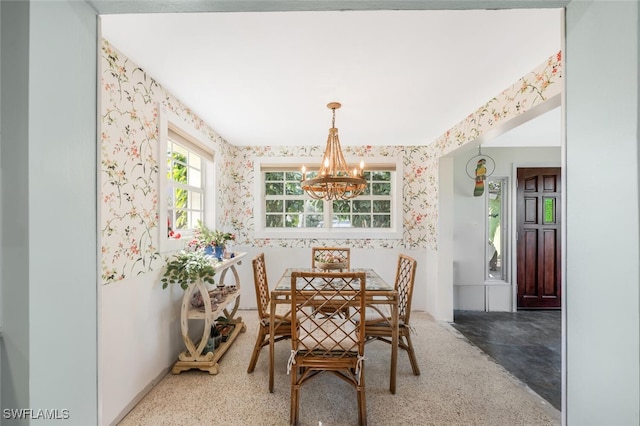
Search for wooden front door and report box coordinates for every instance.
[517,167,561,309]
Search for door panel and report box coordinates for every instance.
[517,168,561,309]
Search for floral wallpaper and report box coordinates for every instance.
[99,37,562,285]
[100,40,228,284]
[226,51,563,251]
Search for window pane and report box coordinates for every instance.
[373,200,390,213]
[487,178,506,281]
[190,211,202,228]
[189,153,201,169]
[284,213,301,227]
[175,209,188,229]
[188,167,201,188]
[285,182,303,196]
[306,199,323,213]
[352,200,371,213]
[265,182,283,196]
[333,200,350,213]
[352,215,370,228]
[334,214,350,222]
[265,200,283,213]
[329,216,352,227]
[372,182,391,195]
[285,200,305,212]
[544,198,556,223]
[306,215,323,227]
[373,215,390,228]
[286,171,303,181]
[190,191,202,210]
[175,188,188,209]
[265,172,283,181]
[266,215,283,227]
[171,158,187,184]
[371,171,391,181]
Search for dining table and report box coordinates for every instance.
[269,267,399,394]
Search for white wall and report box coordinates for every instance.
[235,246,429,312]
[100,274,184,424]
[452,146,561,311]
[1,0,99,423]
[565,1,640,424]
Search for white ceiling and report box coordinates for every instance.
[100,9,562,148]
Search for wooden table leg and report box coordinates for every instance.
[390,296,398,394]
[269,295,276,393]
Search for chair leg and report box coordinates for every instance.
[290,379,300,426]
[357,374,367,426]
[247,325,266,373]
[403,333,421,376]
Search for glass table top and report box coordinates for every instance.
[275,268,393,291]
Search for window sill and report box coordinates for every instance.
[254,227,402,240]
[159,236,188,254]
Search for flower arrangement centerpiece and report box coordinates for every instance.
[314,252,347,270]
[161,250,216,290]
[190,220,236,260]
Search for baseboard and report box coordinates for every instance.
[109,366,171,426]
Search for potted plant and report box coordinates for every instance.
[189,220,236,260]
[215,315,235,342]
[161,250,216,290]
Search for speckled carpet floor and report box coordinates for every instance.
[118,310,560,426]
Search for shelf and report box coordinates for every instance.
[171,251,247,375]
[184,291,241,320]
[172,316,246,375]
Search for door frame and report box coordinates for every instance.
[510,161,561,312]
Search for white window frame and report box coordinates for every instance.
[485,175,509,283]
[254,156,403,239]
[158,106,215,253]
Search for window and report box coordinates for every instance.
[166,131,205,235]
[255,157,402,239]
[332,170,392,229]
[158,107,214,253]
[486,176,508,281]
[264,171,323,228]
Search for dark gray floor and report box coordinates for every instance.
[451,310,561,410]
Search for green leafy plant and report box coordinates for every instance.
[161,250,216,290]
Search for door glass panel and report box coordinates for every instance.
[544,197,555,224]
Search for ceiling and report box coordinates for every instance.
[100,9,562,148]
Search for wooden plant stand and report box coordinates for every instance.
[171,252,247,375]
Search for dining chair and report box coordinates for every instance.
[363,253,420,376]
[288,271,367,426]
[311,246,351,269]
[247,253,292,392]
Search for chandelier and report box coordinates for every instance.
[301,102,367,200]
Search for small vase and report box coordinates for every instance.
[204,245,215,256]
[214,245,224,261]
